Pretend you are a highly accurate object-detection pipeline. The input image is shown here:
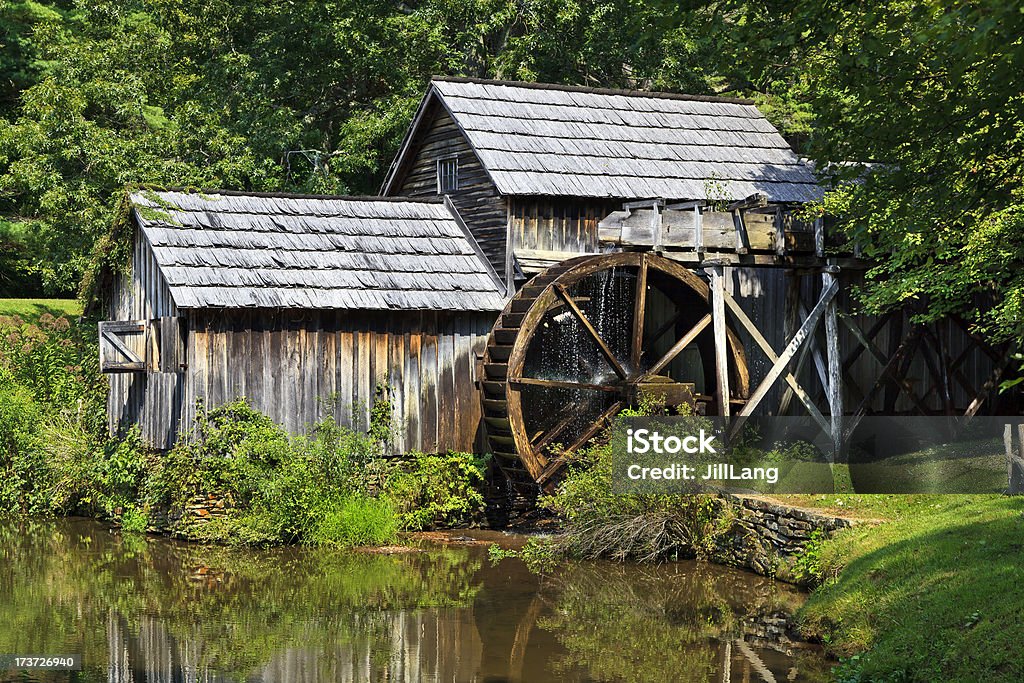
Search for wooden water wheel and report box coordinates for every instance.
[482,252,749,493]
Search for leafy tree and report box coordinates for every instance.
[783,1,1024,341]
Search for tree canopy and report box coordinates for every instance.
[0,0,1020,347]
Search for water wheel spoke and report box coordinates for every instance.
[631,254,648,367]
[510,376,621,393]
[538,401,624,484]
[553,283,628,380]
[648,314,712,376]
[531,407,577,451]
[643,310,683,359]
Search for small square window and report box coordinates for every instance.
[437,156,459,193]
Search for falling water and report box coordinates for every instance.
[521,267,638,448]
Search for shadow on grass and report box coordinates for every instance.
[801,496,1024,681]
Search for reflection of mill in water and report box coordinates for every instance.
[101,556,823,683]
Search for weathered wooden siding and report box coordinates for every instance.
[388,102,510,284]
[509,197,620,272]
[107,228,185,449]
[182,309,493,454]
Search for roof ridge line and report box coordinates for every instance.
[131,187,445,203]
[430,76,755,106]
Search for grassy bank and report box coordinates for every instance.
[789,494,1024,682]
[0,299,82,318]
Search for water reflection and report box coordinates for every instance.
[0,519,829,682]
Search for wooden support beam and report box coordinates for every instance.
[777,272,803,415]
[840,316,931,415]
[737,279,839,422]
[964,362,1007,419]
[799,301,831,395]
[708,265,731,416]
[538,401,624,484]
[841,312,892,373]
[694,205,705,253]
[814,217,825,258]
[732,210,750,254]
[823,266,843,458]
[882,312,904,413]
[511,377,621,393]
[846,328,924,437]
[773,206,785,257]
[723,293,831,435]
[531,405,577,451]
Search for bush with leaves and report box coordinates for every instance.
[147,397,404,547]
[0,312,148,518]
[389,452,488,531]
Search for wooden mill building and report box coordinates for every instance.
[382,77,822,282]
[102,191,504,451]
[102,78,1005,471]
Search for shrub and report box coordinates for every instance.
[119,505,148,533]
[150,397,401,546]
[389,452,487,530]
[541,404,735,563]
[0,377,44,513]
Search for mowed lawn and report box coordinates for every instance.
[0,299,82,319]
[788,494,1024,682]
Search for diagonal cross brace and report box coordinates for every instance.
[734,279,839,432]
[723,293,831,435]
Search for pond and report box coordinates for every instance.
[0,519,830,682]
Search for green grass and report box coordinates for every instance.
[0,299,82,319]
[797,494,1024,682]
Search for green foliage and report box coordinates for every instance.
[309,496,398,548]
[542,414,735,563]
[0,311,483,547]
[388,451,487,531]
[0,311,141,516]
[149,397,398,546]
[780,2,1024,343]
[118,505,148,533]
[0,0,829,298]
[792,529,826,586]
[487,537,558,572]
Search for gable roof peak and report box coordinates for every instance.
[428,76,755,106]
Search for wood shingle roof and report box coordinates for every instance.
[131,190,506,311]
[389,77,822,203]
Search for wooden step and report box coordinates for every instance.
[493,328,518,345]
[489,434,517,448]
[482,398,508,415]
[481,381,506,397]
[492,450,522,462]
[484,363,508,379]
[484,416,513,432]
[510,299,534,313]
[502,312,525,328]
[487,345,512,362]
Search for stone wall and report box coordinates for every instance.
[143,493,235,537]
[713,495,867,584]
